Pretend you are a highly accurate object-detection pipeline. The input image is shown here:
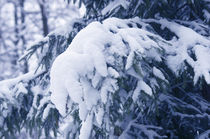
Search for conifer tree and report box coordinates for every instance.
[0,0,210,138]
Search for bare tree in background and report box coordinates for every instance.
[38,0,49,36]
[0,0,80,80]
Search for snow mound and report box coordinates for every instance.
[50,17,166,138]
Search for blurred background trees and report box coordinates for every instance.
[0,0,80,80]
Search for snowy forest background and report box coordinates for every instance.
[0,0,210,138]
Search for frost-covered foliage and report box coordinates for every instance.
[22,19,85,71]
[68,0,210,24]
[0,0,210,139]
[0,19,85,138]
[50,17,210,138]
[143,19,210,84]
[50,17,168,138]
[121,91,210,139]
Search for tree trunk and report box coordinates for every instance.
[20,0,28,73]
[12,2,19,66]
[39,0,49,36]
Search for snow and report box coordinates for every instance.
[49,17,208,138]
[120,122,165,139]
[158,19,210,45]
[153,67,165,81]
[0,69,45,101]
[0,116,4,127]
[125,51,135,70]
[49,18,81,36]
[102,0,129,15]
[79,102,88,121]
[50,21,111,117]
[133,0,144,15]
[144,19,210,84]
[132,80,153,102]
[2,14,209,138]
[100,77,119,104]
[193,45,210,84]
[50,51,91,116]
[108,67,119,78]
[91,72,101,88]
[82,79,100,110]
[203,9,210,22]
[79,112,93,139]
[49,17,170,138]
[50,17,163,138]
[0,69,44,89]
[95,107,104,127]
[0,10,209,138]
[42,104,54,121]
[198,129,210,139]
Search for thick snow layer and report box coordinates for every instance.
[50,17,165,138]
[50,16,210,138]
[162,19,210,84]
[50,22,110,116]
[144,19,210,84]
